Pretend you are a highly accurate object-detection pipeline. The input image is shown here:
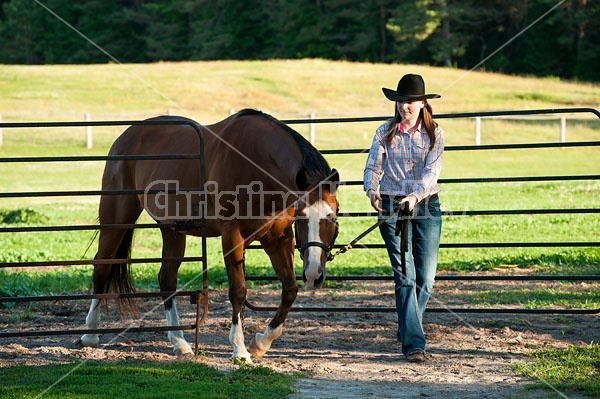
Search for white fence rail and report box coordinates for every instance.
[0,111,594,148]
[473,115,571,145]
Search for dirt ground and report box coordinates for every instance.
[1,277,598,399]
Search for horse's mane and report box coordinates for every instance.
[234,108,332,186]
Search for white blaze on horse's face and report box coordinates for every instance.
[300,199,335,289]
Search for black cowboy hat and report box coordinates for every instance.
[382,74,441,102]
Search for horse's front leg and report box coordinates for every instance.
[249,227,297,358]
[222,226,252,362]
[159,227,193,357]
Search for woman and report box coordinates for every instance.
[363,73,444,363]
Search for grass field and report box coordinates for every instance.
[0,60,599,397]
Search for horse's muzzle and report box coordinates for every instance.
[302,266,325,289]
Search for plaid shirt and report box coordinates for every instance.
[363,120,444,201]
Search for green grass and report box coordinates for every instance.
[514,344,600,398]
[0,361,298,399]
[463,287,600,310]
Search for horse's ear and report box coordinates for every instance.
[296,169,309,191]
[329,169,339,184]
[328,168,340,194]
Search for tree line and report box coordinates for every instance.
[1,0,598,82]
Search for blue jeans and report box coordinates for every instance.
[378,194,442,357]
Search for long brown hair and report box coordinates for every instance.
[385,102,438,150]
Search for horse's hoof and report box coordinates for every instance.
[175,350,194,361]
[74,337,98,348]
[248,337,267,359]
[174,346,194,359]
[232,356,253,365]
[231,348,253,364]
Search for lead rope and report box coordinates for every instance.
[329,204,404,261]
[396,202,411,278]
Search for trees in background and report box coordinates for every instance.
[0,0,598,81]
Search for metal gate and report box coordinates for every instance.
[0,119,209,353]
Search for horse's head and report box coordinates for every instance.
[294,169,340,289]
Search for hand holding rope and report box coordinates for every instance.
[329,202,410,261]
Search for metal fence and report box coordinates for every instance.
[0,108,598,345]
[244,107,600,315]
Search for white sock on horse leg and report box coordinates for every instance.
[253,324,283,352]
[229,313,252,362]
[166,302,192,354]
[80,298,101,346]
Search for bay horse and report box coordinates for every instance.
[77,109,339,362]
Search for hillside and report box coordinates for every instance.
[1,60,598,124]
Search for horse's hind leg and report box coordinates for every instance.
[79,194,142,347]
[78,228,134,347]
[158,227,193,357]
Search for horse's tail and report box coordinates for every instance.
[101,228,137,316]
